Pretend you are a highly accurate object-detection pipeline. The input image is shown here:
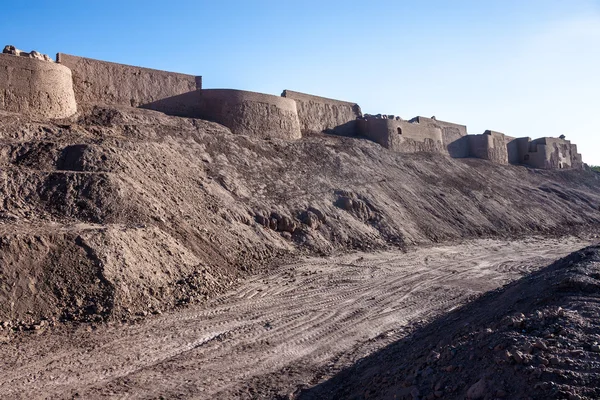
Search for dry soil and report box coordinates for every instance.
[0,105,599,399]
[0,105,599,327]
[0,236,595,399]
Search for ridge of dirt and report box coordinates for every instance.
[299,245,600,400]
[0,105,599,325]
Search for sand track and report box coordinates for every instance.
[0,236,594,399]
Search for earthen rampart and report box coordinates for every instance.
[506,137,526,165]
[468,130,510,164]
[56,53,201,107]
[281,90,361,136]
[358,118,445,153]
[0,53,77,118]
[517,137,583,169]
[1,46,586,170]
[409,116,469,157]
[142,89,301,140]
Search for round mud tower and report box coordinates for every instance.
[194,89,302,140]
[0,53,77,118]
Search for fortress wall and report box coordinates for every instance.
[396,120,445,153]
[0,53,77,118]
[142,89,302,140]
[503,136,582,169]
[357,119,391,148]
[545,139,570,169]
[281,90,361,136]
[56,53,201,107]
[547,138,577,169]
[571,144,583,168]
[487,131,510,164]
[507,137,526,164]
[359,118,445,153]
[409,116,469,157]
[409,116,468,137]
[521,138,547,169]
[522,137,582,169]
[507,137,533,165]
[468,130,509,164]
[467,134,489,160]
[443,127,470,158]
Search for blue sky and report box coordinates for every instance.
[2,0,599,164]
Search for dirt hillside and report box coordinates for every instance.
[0,105,599,326]
[0,237,594,399]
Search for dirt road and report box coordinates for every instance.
[0,236,593,399]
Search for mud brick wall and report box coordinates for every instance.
[526,138,581,169]
[409,116,469,158]
[468,130,509,164]
[56,53,201,107]
[358,118,445,153]
[142,89,302,140]
[0,53,77,118]
[281,90,362,136]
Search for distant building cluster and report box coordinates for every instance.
[0,45,583,170]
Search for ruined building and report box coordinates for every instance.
[0,45,584,170]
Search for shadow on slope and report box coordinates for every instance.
[299,245,600,400]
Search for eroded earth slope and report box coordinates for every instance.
[0,105,599,326]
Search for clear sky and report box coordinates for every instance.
[2,0,599,164]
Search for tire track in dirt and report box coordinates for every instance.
[0,236,592,399]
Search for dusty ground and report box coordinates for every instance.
[302,244,600,400]
[0,236,594,399]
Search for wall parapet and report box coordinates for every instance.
[56,53,201,107]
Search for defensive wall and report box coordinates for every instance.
[0,53,77,118]
[142,89,302,140]
[467,130,511,164]
[409,116,469,158]
[355,112,583,169]
[56,53,201,107]
[357,117,445,153]
[281,90,362,136]
[2,47,585,170]
[508,137,583,169]
[464,131,582,169]
[507,137,524,165]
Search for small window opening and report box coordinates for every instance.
[524,154,530,161]
[397,127,402,135]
